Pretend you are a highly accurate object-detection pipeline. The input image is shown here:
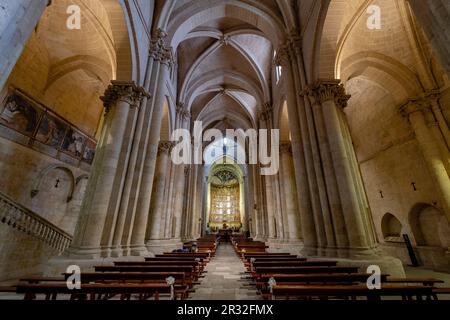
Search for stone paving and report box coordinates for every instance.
[189,243,261,300]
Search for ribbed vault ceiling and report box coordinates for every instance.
[175,8,276,131]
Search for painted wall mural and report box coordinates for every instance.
[0,89,97,167]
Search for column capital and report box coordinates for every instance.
[176,102,191,120]
[150,28,174,67]
[287,28,302,54]
[158,140,175,155]
[275,45,291,67]
[100,81,150,114]
[280,141,292,154]
[276,29,301,67]
[258,103,273,121]
[399,98,431,118]
[423,89,441,104]
[306,79,351,108]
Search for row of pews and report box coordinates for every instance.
[231,235,450,300]
[9,235,220,300]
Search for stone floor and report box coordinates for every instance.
[189,243,261,300]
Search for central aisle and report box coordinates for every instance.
[190,243,261,300]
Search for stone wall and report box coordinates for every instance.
[0,136,88,233]
[0,223,60,283]
[0,135,88,283]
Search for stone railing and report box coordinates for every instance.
[0,192,73,253]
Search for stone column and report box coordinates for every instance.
[172,106,191,240]
[427,91,450,150]
[190,166,203,239]
[406,0,450,77]
[400,99,450,224]
[251,165,264,240]
[305,86,349,250]
[280,141,302,241]
[309,80,373,249]
[0,0,49,91]
[129,29,174,255]
[276,47,317,249]
[147,141,173,241]
[68,81,147,258]
[172,165,188,239]
[259,105,277,240]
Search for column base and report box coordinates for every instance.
[146,239,183,255]
[128,245,150,257]
[252,235,268,242]
[302,246,406,277]
[43,256,103,277]
[63,245,109,260]
[267,239,304,254]
[333,255,405,277]
[108,246,125,258]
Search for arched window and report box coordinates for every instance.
[273,50,282,84]
[275,65,282,84]
[381,213,402,242]
[409,204,450,247]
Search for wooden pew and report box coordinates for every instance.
[243,257,307,270]
[20,272,190,299]
[253,266,359,280]
[22,272,189,286]
[145,257,206,269]
[157,252,211,260]
[94,265,197,282]
[255,273,389,295]
[113,260,203,275]
[243,253,292,256]
[248,260,338,273]
[270,284,436,300]
[252,260,338,267]
[16,283,182,300]
[235,244,268,253]
[385,277,445,286]
[245,257,304,261]
[20,277,65,284]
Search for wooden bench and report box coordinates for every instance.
[16,283,183,300]
[242,253,294,261]
[252,260,338,268]
[0,286,16,293]
[270,284,436,300]
[145,257,207,269]
[255,273,390,295]
[157,252,211,260]
[253,266,359,279]
[114,260,203,273]
[94,265,197,282]
[20,277,65,284]
[244,257,307,270]
[432,287,450,299]
[386,277,445,286]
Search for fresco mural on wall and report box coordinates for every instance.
[82,139,96,164]
[0,89,97,168]
[35,112,66,148]
[0,91,43,137]
[61,127,86,159]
